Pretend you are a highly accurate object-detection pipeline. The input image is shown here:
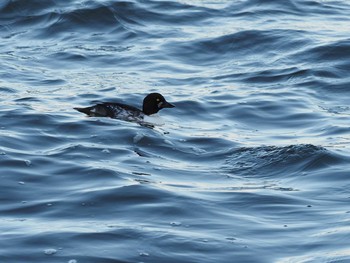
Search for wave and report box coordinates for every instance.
[223,144,348,178]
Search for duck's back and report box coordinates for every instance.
[74,102,144,121]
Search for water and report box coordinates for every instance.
[1,0,350,262]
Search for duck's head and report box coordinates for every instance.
[142,93,175,115]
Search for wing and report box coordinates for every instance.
[75,102,142,119]
[74,103,117,117]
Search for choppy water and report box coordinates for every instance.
[1,0,350,262]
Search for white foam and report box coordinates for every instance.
[44,248,57,255]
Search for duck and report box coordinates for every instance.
[74,93,175,124]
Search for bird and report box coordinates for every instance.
[74,93,175,125]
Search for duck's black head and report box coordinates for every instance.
[142,93,175,115]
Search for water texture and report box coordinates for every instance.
[1,0,350,262]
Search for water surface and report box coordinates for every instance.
[1,0,350,262]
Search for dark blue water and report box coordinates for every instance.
[1,0,350,262]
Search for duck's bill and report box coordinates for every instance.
[162,101,175,108]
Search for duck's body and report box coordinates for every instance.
[74,93,174,124]
[75,102,145,121]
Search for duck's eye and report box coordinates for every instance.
[156,98,160,102]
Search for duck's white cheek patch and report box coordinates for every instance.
[158,102,163,108]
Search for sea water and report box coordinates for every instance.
[1,0,350,262]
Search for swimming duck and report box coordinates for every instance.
[74,93,175,124]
